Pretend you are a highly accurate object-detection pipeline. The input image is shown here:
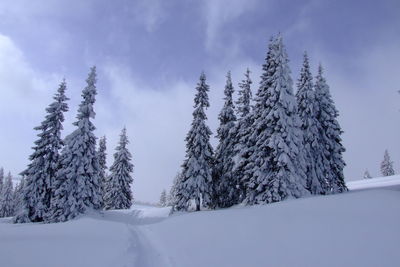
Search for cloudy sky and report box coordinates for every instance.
[0,0,399,202]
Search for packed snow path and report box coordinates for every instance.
[98,206,173,267]
[1,184,400,267]
[0,205,172,267]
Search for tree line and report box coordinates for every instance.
[169,34,347,211]
[0,67,134,223]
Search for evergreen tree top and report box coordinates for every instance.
[117,127,130,150]
[4,172,13,189]
[99,136,107,152]
[194,72,210,109]
[296,52,317,130]
[236,68,252,119]
[216,71,236,138]
[223,71,234,106]
[34,80,69,132]
[257,36,275,105]
[111,127,133,171]
[296,52,313,96]
[75,66,97,123]
[53,79,69,103]
[271,35,296,112]
[315,64,340,118]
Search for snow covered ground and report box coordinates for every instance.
[347,174,400,191]
[1,183,399,267]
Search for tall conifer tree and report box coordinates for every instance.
[97,136,108,208]
[245,35,309,204]
[314,65,347,193]
[214,72,238,208]
[49,67,101,222]
[296,53,327,194]
[233,69,253,202]
[175,73,214,211]
[15,80,69,223]
[104,127,134,210]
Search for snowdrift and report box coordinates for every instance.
[1,188,399,267]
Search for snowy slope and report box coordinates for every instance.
[1,189,399,267]
[346,174,400,190]
[146,190,400,267]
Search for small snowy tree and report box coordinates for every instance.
[97,136,107,208]
[168,172,182,206]
[296,52,327,195]
[175,73,214,211]
[49,67,101,222]
[244,35,309,204]
[314,65,347,193]
[363,170,372,179]
[0,172,14,217]
[214,71,238,208]
[13,177,25,215]
[233,69,253,202]
[380,150,395,176]
[0,167,4,194]
[159,189,167,207]
[104,127,134,210]
[15,80,69,223]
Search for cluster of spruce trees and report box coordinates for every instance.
[13,67,134,224]
[171,35,347,211]
[0,169,25,218]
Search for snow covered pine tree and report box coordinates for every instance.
[0,172,14,217]
[232,69,254,203]
[168,173,182,207]
[214,71,238,208]
[13,177,25,216]
[175,73,214,211]
[104,127,134,210]
[314,65,347,193]
[363,170,372,179]
[296,52,328,195]
[380,149,395,176]
[159,189,167,207]
[0,167,4,194]
[245,35,309,204]
[49,67,101,222]
[15,80,69,223]
[97,136,108,208]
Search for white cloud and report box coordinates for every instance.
[129,0,167,32]
[0,33,62,177]
[202,0,258,50]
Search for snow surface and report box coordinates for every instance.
[1,188,399,267]
[347,174,400,190]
